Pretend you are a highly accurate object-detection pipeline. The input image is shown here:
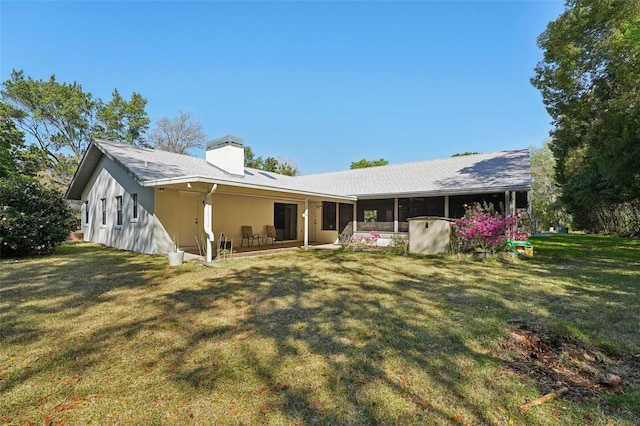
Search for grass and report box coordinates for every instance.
[1,234,639,425]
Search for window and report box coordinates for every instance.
[100,198,107,226]
[115,196,123,226]
[338,203,354,233]
[363,210,377,222]
[322,202,336,230]
[356,199,394,222]
[131,193,138,220]
[398,197,445,222]
[356,199,394,231]
[515,191,529,209]
[449,193,503,219]
[83,200,89,226]
[274,203,297,240]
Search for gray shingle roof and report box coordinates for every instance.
[66,139,531,200]
[297,149,531,198]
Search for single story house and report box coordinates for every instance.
[66,136,531,261]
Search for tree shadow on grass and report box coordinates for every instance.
[2,243,638,424]
[1,243,165,303]
[0,242,173,357]
[161,249,638,423]
[151,252,556,423]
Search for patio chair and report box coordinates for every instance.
[265,225,280,244]
[241,226,260,247]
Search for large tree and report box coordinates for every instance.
[149,110,205,154]
[1,107,28,178]
[0,104,47,179]
[93,89,150,146]
[531,0,640,233]
[1,70,150,186]
[1,70,94,163]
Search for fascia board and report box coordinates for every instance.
[353,185,532,200]
[140,176,357,201]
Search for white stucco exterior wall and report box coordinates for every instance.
[211,193,305,244]
[80,156,171,254]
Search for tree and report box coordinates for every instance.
[244,146,262,169]
[0,107,28,178]
[149,110,206,154]
[531,0,640,233]
[94,89,150,146]
[1,70,95,164]
[529,142,570,232]
[274,160,298,177]
[350,158,388,169]
[0,111,74,258]
[244,146,299,176]
[1,70,150,187]
[451,152,479,157]
[0,104,47,179]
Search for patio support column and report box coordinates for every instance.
[510,191,517,216]
[204,184,218,263]
[444,195,449,218]
[393,198,399,233]
[505,191,511,216]
[303,199,309,249]
[353,202,358,233]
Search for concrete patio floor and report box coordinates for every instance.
[183,241,340,262]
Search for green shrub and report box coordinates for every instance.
[388,233,409,255]
[0,176,75,258]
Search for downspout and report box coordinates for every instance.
[303,199,309,249]
[204,184,218,262]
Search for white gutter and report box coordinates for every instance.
[354,185,531,200]
[303,199,309,249]
[140,176,357,201]
[204,184,218,263]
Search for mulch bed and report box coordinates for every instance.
[492,321,640,402]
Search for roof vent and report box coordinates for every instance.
[206,135,245,177]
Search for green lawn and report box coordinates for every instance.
[1,234,639,425]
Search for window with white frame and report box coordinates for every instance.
[116,195,123,226]
[83,200,89,226]
[131,193,138,221]
[100,198,107,226]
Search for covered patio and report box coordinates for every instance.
[183,240,339,261]
[151,181,354,262]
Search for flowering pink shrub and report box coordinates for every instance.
[451,204,529,253]
[350,230,381,248]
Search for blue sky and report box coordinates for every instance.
[1,1,564,175]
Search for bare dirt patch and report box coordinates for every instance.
[493,321,640,402]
